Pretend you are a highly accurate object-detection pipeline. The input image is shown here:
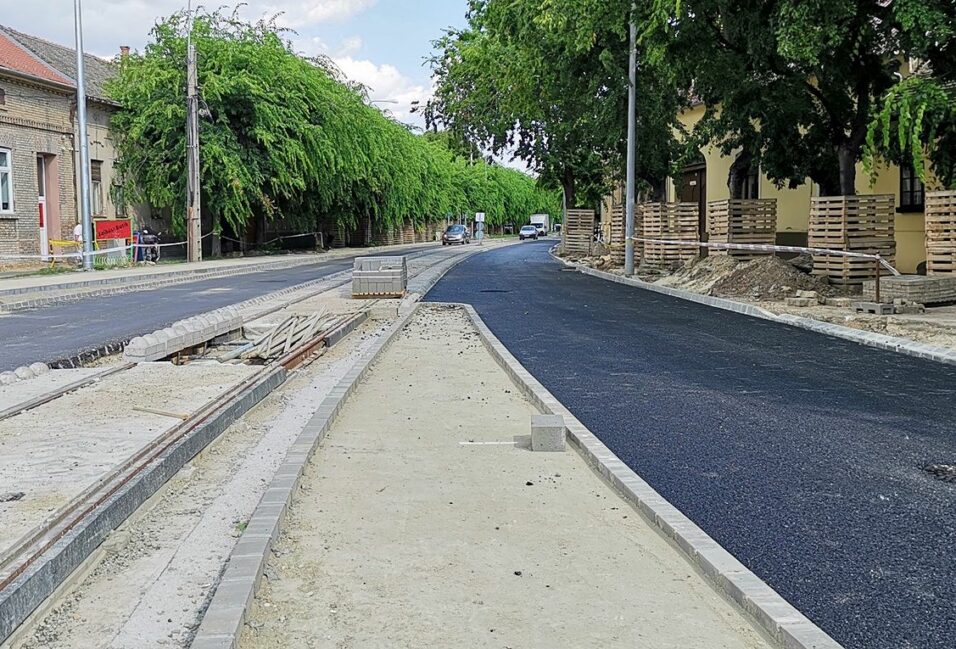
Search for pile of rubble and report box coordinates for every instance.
[708,256,837,301]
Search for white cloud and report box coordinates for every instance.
[334,56,431,127]
[265,0,378,28]
[1,1,377,56]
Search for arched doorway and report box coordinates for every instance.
[679,153,707,242]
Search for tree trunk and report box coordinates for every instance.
[211,212,221,257]
[838,144,858,196]
[562,168,576,210]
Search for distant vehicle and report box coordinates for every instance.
[519,225,539,241]
[442,224,471,245]
[530,214,550,237]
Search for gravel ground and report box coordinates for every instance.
[240,305,771,649]
[426,241,956,649]
[8,319,392,649]
[0,362,256,551]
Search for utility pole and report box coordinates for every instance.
[624,10,638,277]
[186,16,202,262]
[73,0,94,271]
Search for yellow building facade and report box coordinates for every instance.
[658,104,938,273]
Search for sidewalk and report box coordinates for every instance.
[0,241,435,296]
[239,305,772,649]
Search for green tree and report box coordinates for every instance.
[426,0,681,208]
[645,0,933,196]
[108,8,557,250]
[867,0,956,189]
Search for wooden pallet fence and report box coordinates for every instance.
[564,209,595,256]
[808,195,896,285]
[707,199,777,260]
[926,190,956,274]
[640,202,699,267]
[607,205,642,267]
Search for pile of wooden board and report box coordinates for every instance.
[708,199,777,260]
[808,195,896,285]
[926,190,956,275]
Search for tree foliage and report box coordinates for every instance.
[107,9,558,240]
[644,0,917,196]
[866,0,956,189]
[426,0,682,208]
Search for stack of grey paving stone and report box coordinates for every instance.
[352,256,408,298]
[124,307,242,362]
[862,275,956,305]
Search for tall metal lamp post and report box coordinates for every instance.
[73,0,94,270]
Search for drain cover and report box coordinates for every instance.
[923,464,956,483]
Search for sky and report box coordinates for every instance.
[2,0,471,127]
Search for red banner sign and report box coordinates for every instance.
[95,219,132,241]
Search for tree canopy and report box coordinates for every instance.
[107,9,558,245]
[426,0,682,208]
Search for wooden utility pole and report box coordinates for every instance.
[186,37,202,262]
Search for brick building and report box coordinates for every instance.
[0,26,137,261]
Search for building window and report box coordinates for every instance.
[900,164,925,211]
[0,149,12,213]
[90,160,104,216]
[0,88,6,106]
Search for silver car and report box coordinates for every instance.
[442,224,471,245]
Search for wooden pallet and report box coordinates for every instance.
[808,195,896,285]
[640,202,699,267]
[564,209,595,256]
[708,199,777,260]
[606,205,640,267]
[926,190,956,274]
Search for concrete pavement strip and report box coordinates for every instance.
[460,302,843,649]
[0,240,514,644]
[194,304,778,649]
[553,250,956,368]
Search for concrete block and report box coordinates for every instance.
[531,414,566,452]
[785,297,814,307]
[28,362,50,376]
[854,301,894,315]
[13,366,35,380]
[0,372,17,385]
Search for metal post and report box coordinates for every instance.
[186,16,202,262]
[875,256,882,304]
[73,0,94,270]
[623,10,638,277]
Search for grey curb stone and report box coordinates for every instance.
[455,302,844,649]
[189,304,423,649]
[554,251,956,368]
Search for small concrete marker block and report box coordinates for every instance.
[531,414,566,452]
[13,366,35,380]
[28,362,50,376]
[0,371,18,385]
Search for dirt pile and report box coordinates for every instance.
[710,256,834,300]
[655,255,741,294]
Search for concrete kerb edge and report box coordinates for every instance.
[189,304,423,649]
[0,368,286,645]
[550,249,956,368]
[455,301,843,649]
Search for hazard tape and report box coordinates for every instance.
[624,236,901,276]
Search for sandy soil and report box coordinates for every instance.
[8,320,393,649]
[0,368,106,410]
[0,362,256,553]
[240,305,771,649]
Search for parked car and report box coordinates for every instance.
[519,225,539,241]
[442,224,471,245]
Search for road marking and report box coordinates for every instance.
[459,441,516,446]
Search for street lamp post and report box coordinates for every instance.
[73,0,94,270]
[624,10,638,277]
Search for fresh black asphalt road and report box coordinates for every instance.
[427,240,956,649]
[0,245,436,371]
